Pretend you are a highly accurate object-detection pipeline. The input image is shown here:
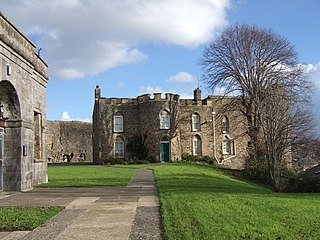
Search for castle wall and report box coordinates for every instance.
[93,86,250,169]
[0,12,48,191]
[46,121,92,163]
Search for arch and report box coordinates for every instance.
[159,109,170,129]
[160,136,169,143]
[0,80,21,119]
[0,80,21,191]
[222,115,229,133]
[114,136,124,158]
[113,111,123,132]
[192,112,200,131]
[193,134,202,156]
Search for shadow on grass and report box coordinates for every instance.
[157,173,269,195]
[154,164,320,199]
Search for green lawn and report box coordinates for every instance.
[115,163,163,169]
[0,206,63,231]
[37,165,135,188]
[153,163,320,240]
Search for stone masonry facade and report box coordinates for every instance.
[46,120,93,163]
[93,86,250,169]
[0,12,48,191]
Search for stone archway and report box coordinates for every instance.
[0,80,22,191]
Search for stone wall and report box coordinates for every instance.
[46,121,92,163]
[0,12,48,191]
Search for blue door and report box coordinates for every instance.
[161,142,169,162]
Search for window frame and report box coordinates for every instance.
[192,135,202,156]
[192,113,200,132]
[113,113,124,133]
[160,110,170,129]
[222,116,229,134]
[222,139,234,155]
[114,137,124,158]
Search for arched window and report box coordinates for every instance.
[222,136,234,155]
[113,112,123,132]
[222,116,229,133]
[192,113,200,131]
[193,135,202,156]
[160,110,170,129]
[114,136,124,158]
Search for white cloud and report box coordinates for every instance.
[61,111,71,121]
[61,111,91,122]
[0,0,230,79]
[167,71,197,83]
[139,86,163,94]
[305,62,320,87]
[302,62,320,135]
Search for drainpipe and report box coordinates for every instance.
[212,110,219,163]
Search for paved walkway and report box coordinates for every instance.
[0,168,163,240]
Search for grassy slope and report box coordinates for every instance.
[153,163,320,240]
[0,206,63,231]
[37,165,135,188]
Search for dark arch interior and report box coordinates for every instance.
[0,80,21,119]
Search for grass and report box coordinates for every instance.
[153,163,320,240]
[114,163,163,169]
[0,206,63,231]
[37,164,135,188]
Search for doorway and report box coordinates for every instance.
[160,136,170,163]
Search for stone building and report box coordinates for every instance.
[93,85,250,169]
[0,12,48,191]
[46,120,92,163]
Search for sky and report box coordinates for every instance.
[0,0,320,132]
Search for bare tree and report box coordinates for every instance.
[201,24,313,191]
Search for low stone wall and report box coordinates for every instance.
[46,120,92,163]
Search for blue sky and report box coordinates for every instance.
[1,0,319,131]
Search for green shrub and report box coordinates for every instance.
[243,156,272,185]
[181,153,215,165]
[181,153,194,162]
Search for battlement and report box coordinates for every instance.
[95,85,230,107]
[99,91,181,105]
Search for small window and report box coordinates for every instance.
[6,64,11,76]
[222,116,229,133]
[192,113,200,131]
[160,110,170,129]
[114,136,124,158]
[113,112,123,132]
[222,139,234,155]
[193,135,202,156]
[34,112,42,161]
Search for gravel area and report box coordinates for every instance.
[130,206,163,240]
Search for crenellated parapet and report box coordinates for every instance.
[97,91,182,105]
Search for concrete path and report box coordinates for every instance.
[0,168,163,240]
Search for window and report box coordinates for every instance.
[160,110,170,129]
[222,116,229,133]
[193,135,202,156]
[34,112,42,161]
[113,113,123,132]
[222,139,234,155]
[114,136,124,158]
[192,113,200,131]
